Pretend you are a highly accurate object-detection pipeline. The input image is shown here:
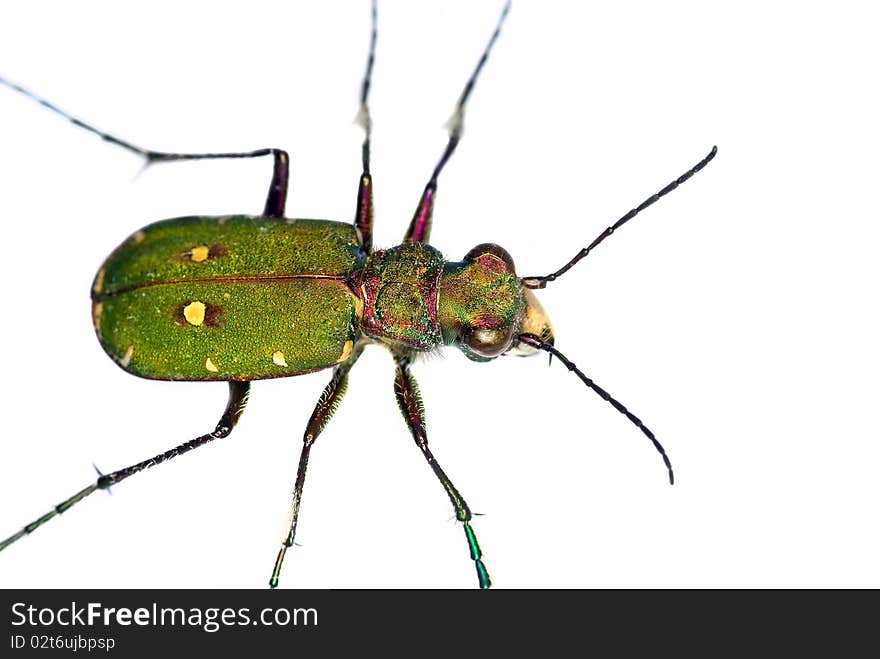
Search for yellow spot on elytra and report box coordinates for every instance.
[183,301,206,326]
[272,350,288,367]
[120,345,134,368]
[223,292,230,299]
[92,302,103,331]
[133,230,146,244]
[93,268,105,294]
[190,245,210,262]
[337,340,354,363]
[205,357,219,373]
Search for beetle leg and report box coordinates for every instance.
[403,1,510,245]
[0,76,289,218]
[142,148,289,219]
[269,345,364,588]
[393,354,491,589]
[354,0,377,254]
[0,381,250,553]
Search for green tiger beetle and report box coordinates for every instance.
[0,1,716,588]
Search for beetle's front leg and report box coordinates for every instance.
[269,345,364,588]
[393,353,491,589]
[353,0,377,254]
[402,3,510,246]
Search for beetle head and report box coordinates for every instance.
[438,243,553,361]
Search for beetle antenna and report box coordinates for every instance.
[518,333,674,485]
[522,146,717,289]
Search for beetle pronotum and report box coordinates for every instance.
[0,1,715,588]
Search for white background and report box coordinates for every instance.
[0,1,877,589]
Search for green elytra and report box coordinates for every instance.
[93,217,363,380]
[0,0,716,588]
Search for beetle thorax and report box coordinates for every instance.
[360,243,446,350]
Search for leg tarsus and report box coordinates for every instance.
[463,521,491,588]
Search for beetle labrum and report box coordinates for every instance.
[0,2,716,588]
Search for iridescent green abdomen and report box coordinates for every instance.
[92,216,363,380]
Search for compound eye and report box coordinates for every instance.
[463,243,516,273]
[462,326,515,358]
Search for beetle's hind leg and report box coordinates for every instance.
[0,381,250,553]
[393,354,491,589]
[135,146,289,219]
[269,345,364,588]
[0,76,289,218]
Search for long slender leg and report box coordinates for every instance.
[0,381,250,552]
[393,354,491,589]
[269,347,363,588]
[0,76,289,218]
[354,0,378,254]
[403,1,511,245]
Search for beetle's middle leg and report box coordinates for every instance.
[0,76,289,218]
[269,345,364,588]
[393,354,491,589]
